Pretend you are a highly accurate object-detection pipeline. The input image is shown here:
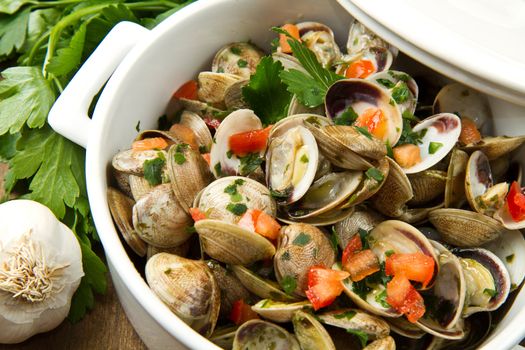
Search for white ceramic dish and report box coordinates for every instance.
[48,0,525,349]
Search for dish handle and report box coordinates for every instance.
[48,21,149,148]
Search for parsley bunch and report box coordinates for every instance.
[0,0,193,322]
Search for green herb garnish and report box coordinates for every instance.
[358,228,370,249]
[483,288,497,298]
[334,106,358,125]
[300,154,309,163]
[365,167,384,182]
[226,150,233,159]
[237,59,248,68]
[330,227,340,253]
[292,232,311,246]
[173,152,186,165]
[334,310,356,320]
[281,275,297,295]
[230,46,242,55]
[391,82,410,104]
[239,152,263,175]
[226,203,248,216]
[346,329,368,347]
[214,162,222,176]
[143,157,165,186]
[385,250,395,257]
[198,145,208,154]
[375,290,390,308]
[354,126,373,139]
[428,142,443,154]
[506,254,515,263]
[376,78,395,89]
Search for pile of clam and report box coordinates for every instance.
[107,19,525,349]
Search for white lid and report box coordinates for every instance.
[337,0,525,106]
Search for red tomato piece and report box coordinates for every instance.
[229,299,259,326]
[131,137,168,151]
[238,210,258,233]
[386,275,426,323]
[305,266,350,311]
[345,59,375,79]
[255,211,281,241]
[279,24,301,54]
[385,252,435,288]
[228,126,272,156]
[341,234,362,267]
[189,208,206,222]
[173,80,198,100]
[345,249,380,282]
[507,181,525,222]
[354,107,387,140]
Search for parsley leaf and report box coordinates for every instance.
[242,56,291,125]
[0,8,30,57]
[428,141,443,154]
[334,106,358,125]
[376,78,395,89]
[0,0,33,14]
[346,329,369,347]
[483,288,497,298]
[281,275,297,294]
[375,290,390,308]
[143,157,165,186]
[391,82,410,104]
[354,126,373,139]
[46,22,87,77]
[334,310,356,320]
[365,167,384,182]
[292,232,311,246]
[279,69,325,107]
[226,203,247,216]
[0,66,56,134]
[238,152,263,175]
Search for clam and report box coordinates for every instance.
[400,113,462,174]
[145,253,220,337]
[305,122,387,170]
[427,312,492,350]
[112,149,168,176]
[211,42,264,79]
[177,97,225,121]
[167,144,212,213]
[433,83,492,134]
[283,171,363,220]
[179,111,213,152]
[462,135,525,160]
[369,70,419,114]
[482,229,525,290]
[428,208,507,247]
[224,79,249,110]
[251,299,312,323]
[334,206,384,249]
[415,241,466,339]
[363,336,396,350]
[132,183,193,248]
[210,109,264,177]
[197,72,243,108]
[296,21,341,69]
[408,170,447,206]
[271,52,307,74]
[274,224,336,296]
[292,310,336,350]
[206,260,252,320]
[455,248,510,316]
[128,174,153,201]
[346,20,397,68]
[387,316,426,339]
[269,114,332,140]
[107,187,147,257]
[232,320,300,350]
[324,79,403,146]
[371,157,413,217]
[318,308,390,340]
[493,181,525,230]
[230,265,299,302]
[444,148,469,208]
[210,326,238,349]
[277,206,356,227]
[146,241,191,260]
[266,125,319,204]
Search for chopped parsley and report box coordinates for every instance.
[375,290,390,308]
[346,329,368,347]
[281,275,297,295]
[358,228,370,249]
[270,189,289,200]
[386,140,394,158]
[224,179,245,202]
[292,232,311,246]
[483,288,497,298]
[376,78,395,89]
[334,106,358,125]
[365,167,384,182]
[226,150,234,159]
[270,38,280,52]
[300,154,309,163]
[391,82,410,104]
[199,145,208,154]
[230,46,242,55]
[214,162,222,176]
[239,152,263,175]
[226,203,248,216]
[173,152,186,165]
[354,126,373,139]
[397,112,427,146]
[428,142,443,154]
[506,254,515,263]
[237,59,248,68]
[185,226,197,234]
[388,71,410,82]
[135,120,141,132]
[330,227,340,253]
[334,310,356,320]
[385,250,395,257]
[143,157,165,186]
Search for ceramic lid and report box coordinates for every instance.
[337,0,525,106]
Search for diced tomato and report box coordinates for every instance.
[344,250,380,282]
[355,108,388,140]
[169,124,199,151]
[385,252,435,288]
[173,80,198,100]
[201,153,211,165]
[229,299,260,326]
[341,234,362,267]
[203,117,221,130]
[228,125,272,156]
[305,266,350,310]
[238,209,281,241]
[393,144,422,168]
[386,275,425,323]
[459,117,481,145]
[131,137,168,151]
[279,24,301,54]
[507,181,525,222]
[189,208,206,222]
[345,59,375,79]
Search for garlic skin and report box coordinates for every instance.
[0,200,84,344]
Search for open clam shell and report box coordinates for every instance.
[210,109,264,177]
[179,111,213,152]
[251,299,311,323]
[324,79,403,146]
[271,52,307,74]
[444,148,469,208]
[387,317,426,339]
[401,113,462,174]
[408,170,447,206]
[455,248,511,316]
[197,72,242,108]
[318,308,390,341]
[334,206,384,249]
[346,20,398,61]
[292,309,336,350]
[296,21,341,69]
[429,208,507,247]
[230,265,299,302]
[211,42,264,79]
[277,205,355,227]
[368,70,419,114]
[232,320,300,350]
[462,135,525,160]
[371,157,413,217]
[224,79,249,110]
[107,187,147,257]
[274,224,336,296]
[269,114,332,140]
[363,336,396,350]
[145,253,220,337]
[284,171,363,219]
[112,149,168,176]
[266,125,319,204]
[287,95,325,116]
[210,326,238,349]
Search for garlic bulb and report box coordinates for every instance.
[0,200,84,344]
